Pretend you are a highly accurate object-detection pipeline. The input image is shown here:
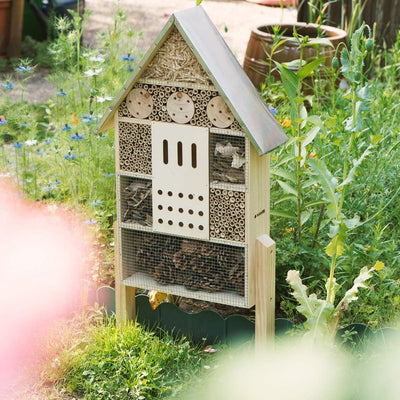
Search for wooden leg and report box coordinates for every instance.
[255,234,276,350]
[114,223,136,324]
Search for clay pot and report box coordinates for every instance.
[243,23,347,89]
[0,0,11,57]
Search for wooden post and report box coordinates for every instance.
[114,223,136,324]
[8,0,25,58]
[255,234,276,350]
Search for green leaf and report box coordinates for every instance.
[271,168,297,183]
[307,38,335,47]
[309,158,340,219]
[275,62,299,104]
[276,179,297,196]
[325,277,341,304]
[300,209,312,226]
[196,0,203,5]
[326,233,345,258]
[302,126,320,147]
[286,270,334,340]
[270,209,297,219]
[274,194,297,205]
[338,146,371,188]
[335,266,374,312]
[297,57,326,80]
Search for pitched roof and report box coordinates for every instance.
[96,6,287,155]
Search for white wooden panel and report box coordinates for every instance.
[152,122,209,240]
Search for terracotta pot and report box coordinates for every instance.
[0,0,12,57]
[243,23,347,89]
[246,0,298,6]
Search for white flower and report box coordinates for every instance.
[96,95,113,103]
[25,139,38,146]
[84,68,103,77]
[90,54,104,63]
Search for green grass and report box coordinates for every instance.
[22,309,208,400]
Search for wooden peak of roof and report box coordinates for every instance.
[95,6,287,155]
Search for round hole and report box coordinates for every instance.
[128,100,132,103]
[189,223,194,229]
[219,110,222,114]
[188,209,194,215]
[199,211,204,216]
[158,189,163,195]
[179,107,183,111]
[199,225,204,231]
[188,194,194,200]
[168,220,173,225]
[168,191,173,196]
[158,205,163,210]
[173,113,176,116]
[179,208,184,213]
[173,97,176,100]
[178,193,183,198]
[138,101,141,105]
[179,222,184,227]
[148,104,151,107]
[140,91,143,95]
[168,206,173,211]
[227,117,231,120]
[211,104,214,107]
[213,118,216,121]
[198,195,203,201]
[158,219,163,224]
[186,100,190,103]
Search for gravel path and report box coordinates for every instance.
[4,0,296,103]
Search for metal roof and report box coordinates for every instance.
[96,6,287,155]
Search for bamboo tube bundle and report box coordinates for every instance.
[119,122,152,174]
[209,188,245,242]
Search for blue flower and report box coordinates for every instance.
[91,199,102,207]
[13,142,23,148]
[42,185,57,191]
[103,173,114,178]
[122,54,135,61]
[63,153,76,160]
[61,124,72,131]
[0,119,6,126]
[53,180,61,185]
[1,82,14,90]
[84,219,97,225]
[57,90,67,96]
[20,122,29,128]
[71,133,84,140]
[44,138,52,145]
[125,66,134,71]
[82,115,96,124]
[101,134,107,139]
[269,107,278,115]
[17,65,33,73]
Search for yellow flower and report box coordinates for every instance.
[72,112,78,125]
[373,260,384,271]
[285,227,293,233]
[282,119,292,128]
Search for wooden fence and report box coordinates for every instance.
[93,286,397,346]
[298,0,400,46]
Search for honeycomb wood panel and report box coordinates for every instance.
[210,188,245,243]
[118,121,151,175]
[118,82,242,131]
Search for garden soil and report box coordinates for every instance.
[6,0,296,103]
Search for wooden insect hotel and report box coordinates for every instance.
[96,6,287,343]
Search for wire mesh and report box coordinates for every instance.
[120,228,246,301]
[210,133,247,187]
[120,176,152,227]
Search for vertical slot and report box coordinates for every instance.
[177,141,183,166]
[191,143,197,168]
[163,139,168,164]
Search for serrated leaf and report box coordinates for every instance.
[275,62,299,105]
[271,168,297,183]
[297,57,326,80]
[335,267,373,311]
[338,146,371,188]
[309,158,340,219]
[270,209,297,219]
[300,209,312,226]
[276,179,297,196]
[326,230,345,258]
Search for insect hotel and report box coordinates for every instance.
[96,6,287,343]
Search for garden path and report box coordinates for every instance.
[8,0,296,103]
